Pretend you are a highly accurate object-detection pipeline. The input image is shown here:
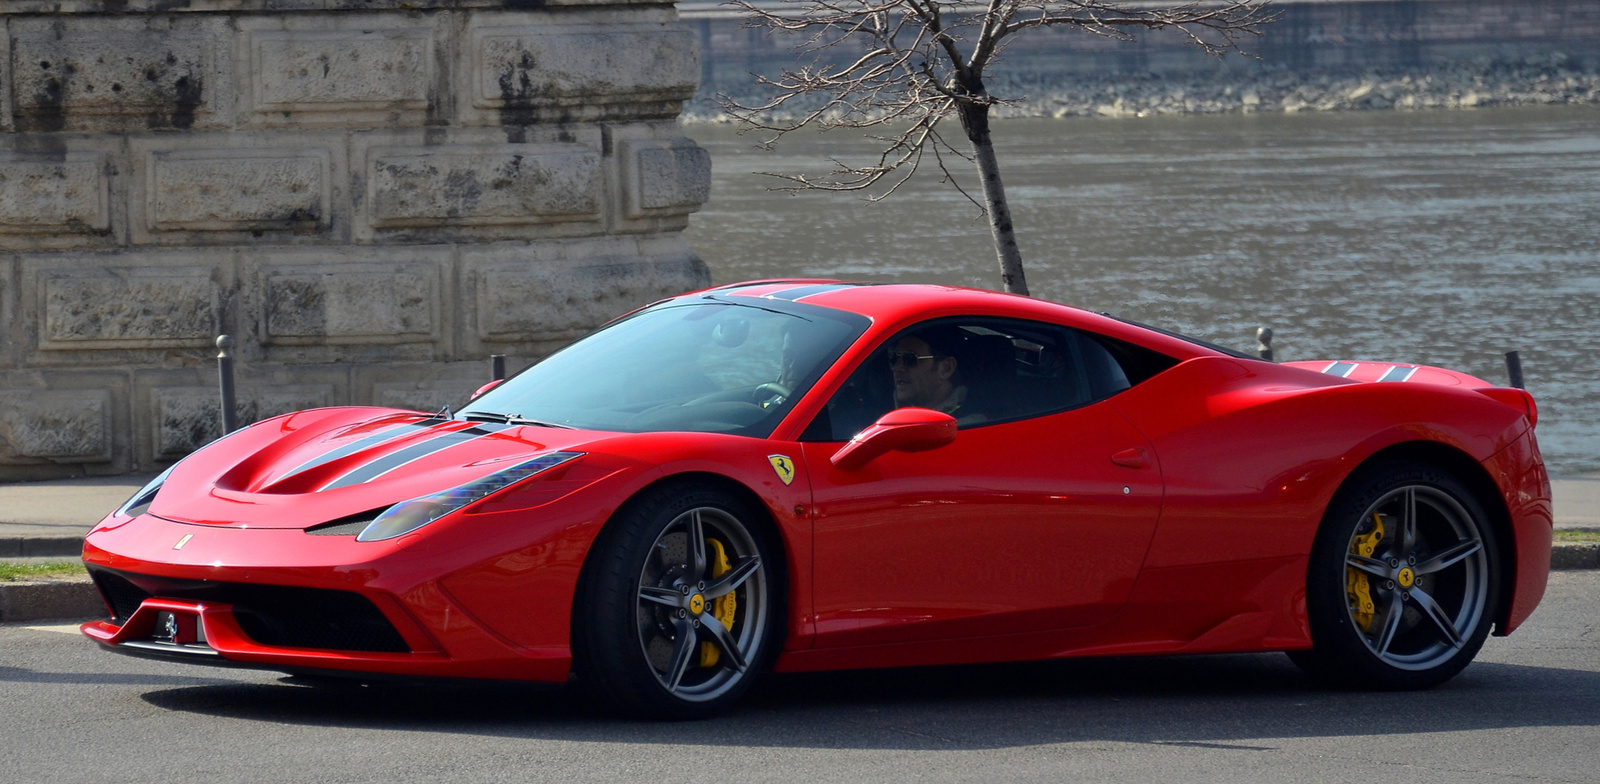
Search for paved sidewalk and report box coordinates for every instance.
[1555,473,1600,528]
[0,474,154,556]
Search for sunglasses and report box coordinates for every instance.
[885,350,942,368]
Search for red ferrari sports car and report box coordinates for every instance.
[81,281,1551,718]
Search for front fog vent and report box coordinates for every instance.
[305,509,385,536]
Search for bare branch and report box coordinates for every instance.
[720,0,1272,190]
[997,1,1279,51]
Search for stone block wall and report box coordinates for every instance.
[0,1,713,480]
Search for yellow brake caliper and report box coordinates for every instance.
[1346,513,1385,632]
[698,539,737,668]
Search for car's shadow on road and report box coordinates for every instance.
[138,652,1600,750]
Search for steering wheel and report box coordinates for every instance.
[754,383,791,408]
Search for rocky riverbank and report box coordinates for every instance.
[685,54,1600,122]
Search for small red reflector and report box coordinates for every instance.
[1477,387,1538,428]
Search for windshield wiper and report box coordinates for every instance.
[460,411,574,429]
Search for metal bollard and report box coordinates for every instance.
[1505,351,1525,390]
[1255,327,1274,362]
[216,335,239,434]
[491,354,506,382]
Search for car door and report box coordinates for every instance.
[799,317,1165,650]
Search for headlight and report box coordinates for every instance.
[357,452,584,542]
[116,463,179,518]
[114,424,256,519]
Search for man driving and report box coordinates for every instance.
[888,327,975,420]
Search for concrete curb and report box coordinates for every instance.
[0,577,103,623]
[0,536,84,558]
[1551,542,1600,570]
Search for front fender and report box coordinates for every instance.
[432,433,815,659]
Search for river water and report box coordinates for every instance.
[683,106,1600,474]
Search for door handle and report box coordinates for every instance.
[1110,447,1149,469]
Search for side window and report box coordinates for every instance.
[805,317,1168,441]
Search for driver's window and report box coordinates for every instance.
[805,318,1116,442]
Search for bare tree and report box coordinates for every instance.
[721,0,1275,296]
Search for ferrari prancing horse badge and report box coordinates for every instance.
[768,455,795,485]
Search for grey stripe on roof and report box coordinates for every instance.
[762,283,857,301]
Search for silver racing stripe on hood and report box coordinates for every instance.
[320,422,515,491]
[278,418,438,481]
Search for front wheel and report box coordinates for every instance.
[573,482,781,719]
[1291,461,1500,690]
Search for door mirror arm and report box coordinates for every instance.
[830,408,958,471]
[470,379,504,401]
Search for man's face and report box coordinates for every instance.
[890,336,955,408]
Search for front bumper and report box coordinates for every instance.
[80,513,575,682]
[80,590,445,677]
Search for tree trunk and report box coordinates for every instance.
[958,101,1029,297]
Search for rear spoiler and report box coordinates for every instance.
[1476,387,1539,428]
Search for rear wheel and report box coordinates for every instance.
[573,482,780,719]
[1291,460,1499,689]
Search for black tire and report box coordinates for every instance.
[1290,460,1500,689]
[572,481,782,719]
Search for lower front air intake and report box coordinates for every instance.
[88,568,409,653]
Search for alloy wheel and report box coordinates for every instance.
[634,507,768,702]
[1342,485,1490,671]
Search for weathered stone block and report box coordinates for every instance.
[153,384,332,459]
[0,32,14,133]
[11,31,213,126]
[373,380,486,414]
[40,268,220,349]
[248,28,434,114]
[458,237,707,354]
[0,155,110,233]
[366,144,602,228]
[0,257,14,367]
[148,150,329,231]
[638,146,712,210]
[0,2,710,479]
[624,140,712,216]
[261,264,437,343]
[0,1,673,10]
[0,390,112,463]
[470,23,698,108]
[472,256,678,340]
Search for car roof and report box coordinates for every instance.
[695,279,1227,361]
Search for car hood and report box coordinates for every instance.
[145,407,615,529]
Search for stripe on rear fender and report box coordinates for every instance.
[1323,361,1358,378]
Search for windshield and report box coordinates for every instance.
[461,297,869,437]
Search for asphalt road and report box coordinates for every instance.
[5,573,1599,784]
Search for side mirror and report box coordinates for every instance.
[470,379,504,400]
[830,408,957,471]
